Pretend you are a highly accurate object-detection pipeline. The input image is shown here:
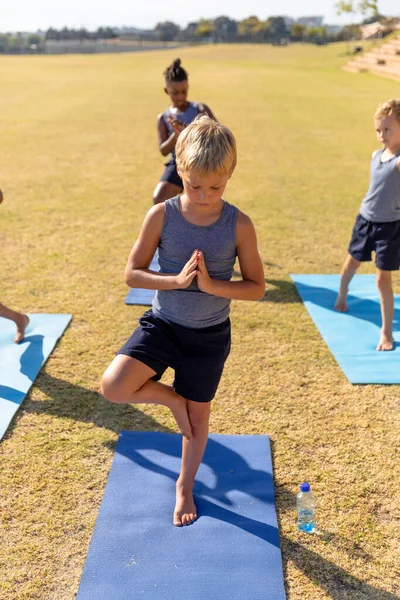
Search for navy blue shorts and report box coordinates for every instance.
[117,310,231,403]
[160,159,183,188]
[348,214,400,271]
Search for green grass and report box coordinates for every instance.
[0,43,399,599]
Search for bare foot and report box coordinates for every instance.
[173,483,197,527]
[14,314,30,343]
[170,396,192,441]
[334,293,348,312]
[377,333,394,351]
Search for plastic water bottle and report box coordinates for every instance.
[297,482,316,533]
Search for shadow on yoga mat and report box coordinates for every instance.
[125,250,159,306]
[291,274,400,384]
[77,432,286,600]
[0,314,72,440]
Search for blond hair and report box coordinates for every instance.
[375,99,400,122]
[175,116,237,177]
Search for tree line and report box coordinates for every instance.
[0,6,396,54]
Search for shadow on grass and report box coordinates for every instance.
[282,537,399,599]
[5,371,174,441]
[262,279,303,304]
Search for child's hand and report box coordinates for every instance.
[168,115,186,134]
[196,251,214,294]
[175,251,198,289]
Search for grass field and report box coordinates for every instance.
[0,43,399,599]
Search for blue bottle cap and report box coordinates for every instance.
[300,482,310,492]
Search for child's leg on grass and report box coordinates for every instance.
[100,355,192,440]
[0,303,29,343]
[174,400,211,527]
[334,254,361,312]
[376,269,394,351]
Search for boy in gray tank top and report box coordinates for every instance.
[335,99,400,351]
[100,117,265,527]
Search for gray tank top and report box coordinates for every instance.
[152,196,238,328]
[163,102,200,159]
[359,148,400,222]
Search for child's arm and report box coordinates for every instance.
[125,204,197,290]
[196,211,265,301]
[157,113,178,157]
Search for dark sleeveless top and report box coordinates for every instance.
[152,196,238,328]
[359,148,400,222]
[163,102,200,160]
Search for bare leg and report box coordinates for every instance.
[0,303,29,343]
[174,401,211,527]
[153,181,182,205]
[334,254,361,312]
[100,355,192,440]
[376,269,394,351]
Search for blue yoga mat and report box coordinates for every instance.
[291,274,400,384]
[125,250,159,306]
[0,313,72,440]
[77,432,286,600]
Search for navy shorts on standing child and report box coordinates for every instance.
[160,159,183,188]
[348,213,400,271]
[118,310,231,403]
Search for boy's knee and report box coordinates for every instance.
[189,406,211,432]
[100,373,122,404]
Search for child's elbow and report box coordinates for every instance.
[124,270,135,287]
[255,282,266,301]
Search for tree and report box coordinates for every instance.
[291,23,306,41]
[214,16,237,42]
[335,1,357,52]
[0,33,8,52]
[267,16,288,41]
[27,33,41,46]
[253,20,270,42]
[359,0,379,17]
[307,26,327,43]
[335,1,379,21]
[154,21,180,42]
[195,19,215,39]
[237,16,262,41]
[45,27,60,40]
[335,1,379,51]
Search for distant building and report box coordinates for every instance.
[297,16,324,28]
[281,16,295,28]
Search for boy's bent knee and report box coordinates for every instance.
[100,374,125,404]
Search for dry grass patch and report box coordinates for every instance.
[0,44,399,599]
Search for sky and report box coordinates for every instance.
[2,0,399,32]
